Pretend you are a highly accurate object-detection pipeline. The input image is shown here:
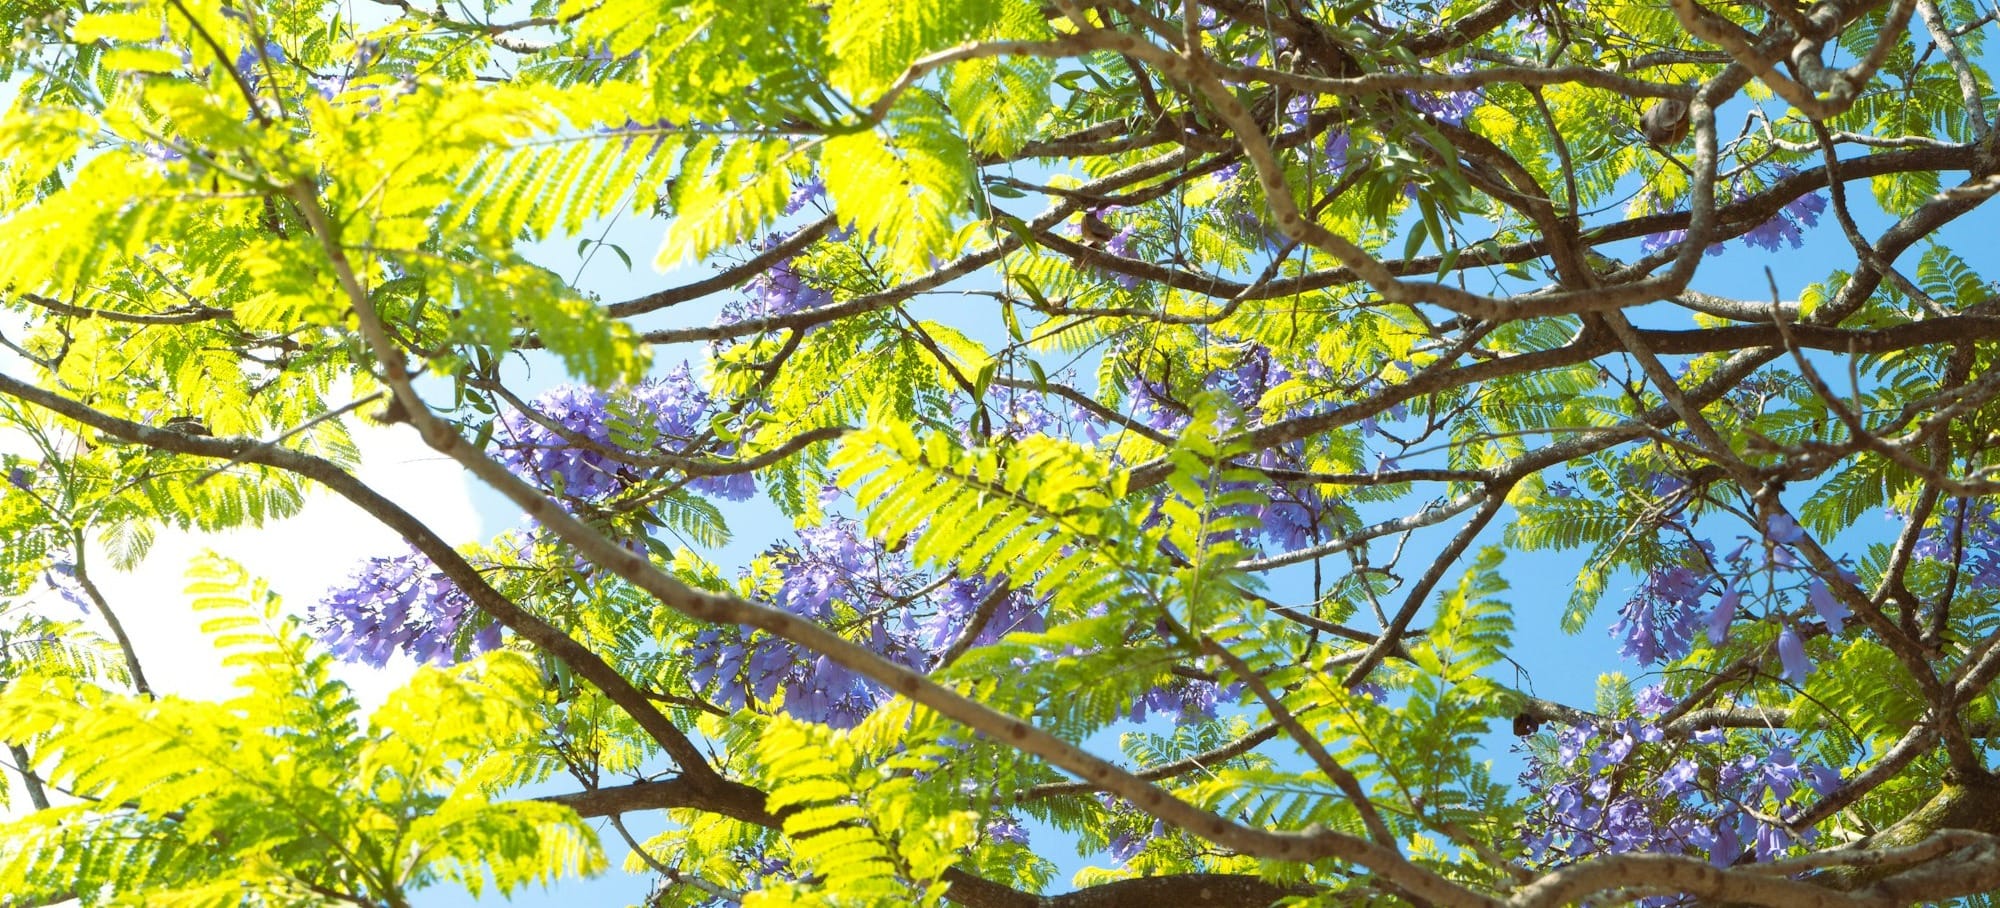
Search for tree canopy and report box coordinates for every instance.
[5,0,2000,905]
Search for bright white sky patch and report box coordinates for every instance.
[1,419,482,826]
[92,420,484,702]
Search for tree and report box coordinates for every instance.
[2,0,2000,904]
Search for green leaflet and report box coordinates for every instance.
[0,555,603,905]
[660,137,815,266]
[827,0,1040,99]
[945,56,1056,159]
[825,95,977,276]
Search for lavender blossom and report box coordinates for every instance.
[1775,624,1812,681]
[492,365,756,504]
[1806,579,1848,634]
[1404,64,1479,126]
[1521,717,1835,869]
[720,256,831,325]
[1609,561,1710,666]
[686,517,1047,728]
[1640,228,1726,257]
[314,546,502,667]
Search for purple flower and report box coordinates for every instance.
[1556,725,1593,764]
[1775,624,1812,681]
[1125,375,1187,432]
[492,366,757,505]
[1690,812,1743,866]
[985,817,1028,845]
[1640,229,1727,257]
[1125,678,1227,724]
[1743,213,1804,251]
[1404,65,1479,126]
[1284,94,1313,130]
[232,41,289,87]
[1807,579,1848,635]
[1658,759,1698,796]
[1104,226,1141,289]
[1524,717,1819,869]
[1910,499,2000,589]
[1739,186,1825,253]
[1611,562,1710,666]
[1109,820,1164,863]
[1752,820,1795,861]
[41,562,90,614]
[1641,229,1684,255]
[688,518,1051,728]
[1589,733,1636,773]
[1324,130,1349,173]
[1708,587,1740,644]
[1756,747,1801,800]
[782,177,825,216]
[1784,191,1827,227]
[1764,512,1806,544]
[722,256,831,324]
[314,546,500,667]
[6,466,29,491]
[1635,685,1677,716]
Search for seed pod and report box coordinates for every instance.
[1640,98,1689,146]
[1079,209,1117,248]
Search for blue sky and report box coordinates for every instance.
[0,85,1975,908]
[407,117,2000,902]
[410,152,1973,905]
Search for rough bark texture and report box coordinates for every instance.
[1817,770,2000,891]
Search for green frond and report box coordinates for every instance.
[825,95,977,275]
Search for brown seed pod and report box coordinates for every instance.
[1640,98,1689,146]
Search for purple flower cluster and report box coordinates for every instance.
[1127,345,1293,434]
[985,816,1028,845]
[1125,676,1228,724]
[1282,93,1352,173]
[1639,228,1725,258]
[683,509,1227,729]
[686,517,1047,728]
[1610,515,1854,681]
[726,260,830,323]
[1521,693,1842,870]
[1609,556,1707,665]
[1104,219,1141,289]
[1124,346,1340,553]
[314,546,502,667]
[491,365,755,504]
[1108,817,1167,864]
[1910,498,2000,588]
[720,221,832,327]
[782,177,825,217]
[1224,444,1329,552]
[958,372,1103,443]
[1125,374,1192,434]
[1324,130,1350,174]
[232,42,288,87]
[39,561,89,615]
[1742,190,1826,252]
[1636,167,1829,257]
[1405,64,1480,126]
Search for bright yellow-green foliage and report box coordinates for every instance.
[0,555,603,906]
[0,0,1998,904]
